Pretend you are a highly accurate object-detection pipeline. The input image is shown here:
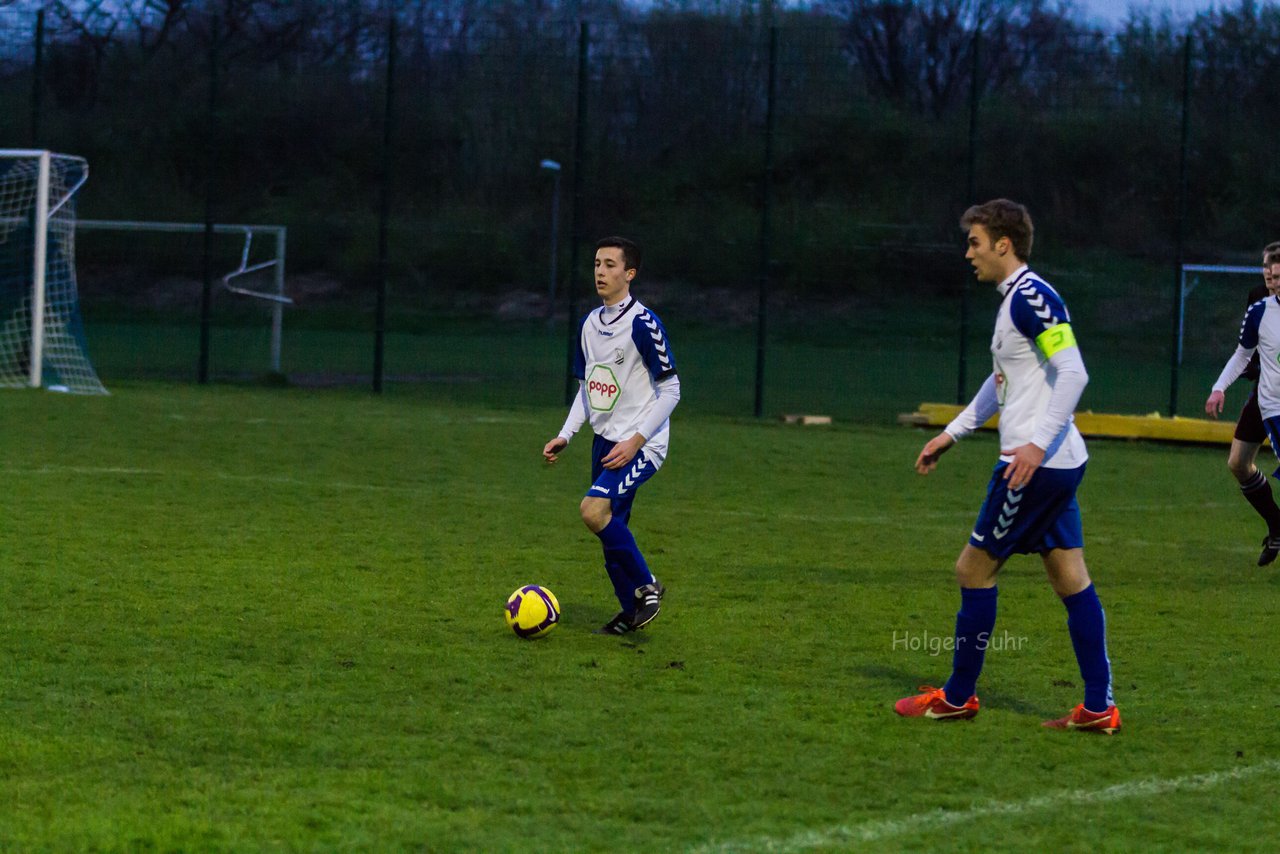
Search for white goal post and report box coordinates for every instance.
[0,148,106,394]
[0,150,292,390]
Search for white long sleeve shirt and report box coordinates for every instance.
[946,266,1089,469]
[556,296,680,465]
[1213,293,1280,419]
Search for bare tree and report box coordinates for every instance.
[817,0,1090,115]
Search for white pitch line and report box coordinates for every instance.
[210,472,418,493]
[692,759,1280,853]
[3,464,419,492]
[5,465,163,476]
[714,508,975,525]
[4,463,556,500]
[711,500,1234,527]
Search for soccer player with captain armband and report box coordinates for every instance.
[898,199,1121,734]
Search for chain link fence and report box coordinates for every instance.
[1,3,1277,421]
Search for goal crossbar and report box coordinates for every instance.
[1176,262,1265,367]
[76,219,290,372]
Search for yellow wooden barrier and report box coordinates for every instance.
[898,402,1238,445]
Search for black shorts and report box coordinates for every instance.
[1235,389,1266,443]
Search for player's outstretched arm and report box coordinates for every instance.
[543,437,568,463]
[1205,389,1225,419]
[915,432,955,475]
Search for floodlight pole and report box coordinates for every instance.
[540,159,562,326]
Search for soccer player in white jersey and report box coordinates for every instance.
[895,199,1121,734]
[1207,252,1280,542]
[1205,244,1280,565]
[542,237,680,634]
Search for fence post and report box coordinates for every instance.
[30,9,44,146]
[374,10,397,394]
[564,21,589,405]
[198,12,220,385]
[754,25,778,419]
[1169,32,1192,417]
[958,27,980,404]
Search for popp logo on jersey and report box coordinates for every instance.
[587,364,621,412]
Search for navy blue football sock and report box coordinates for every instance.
[596,516,654,607]
[1063,583,1113,712]
[602,557,632,612]
[943,586,998,707]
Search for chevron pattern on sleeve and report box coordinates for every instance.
[638,310,673,373]
[1016,281,1068,331]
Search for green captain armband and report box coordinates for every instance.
[1035,323,1077,358]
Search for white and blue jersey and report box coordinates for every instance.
[566,296,677,462]
[1211,294,1280,468]
[1213,294,1280,419]
[947,266,1089,470]
[986,268,1088,469]
[946,266,1091,555]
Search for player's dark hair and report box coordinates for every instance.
[1265,249,1280,267]
[960,199,1034,261]
[1264,240,1280,258]
[596,236,641,272]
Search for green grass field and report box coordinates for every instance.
[2,383,1278,851]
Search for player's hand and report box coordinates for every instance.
[601,433,645,470]
[543,437,567,463]
[915,432,955,475]
[1002,443,1045,490]
[1205,390,1225,419]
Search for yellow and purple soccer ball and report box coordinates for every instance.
[504,585,560,639]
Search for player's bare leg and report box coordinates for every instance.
[1041,547,1091,598]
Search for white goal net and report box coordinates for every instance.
[0,149,107,394]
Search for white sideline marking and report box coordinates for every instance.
[5,464,409,491]
[5,464,562,501]
[714,500,1234,528]
[716,508,975,525]
[8,465,162,476]
[213,472,420,493]
[692,759,1280,853]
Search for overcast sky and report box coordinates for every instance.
[1075,0,1232,25]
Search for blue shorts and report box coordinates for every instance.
[587,434,659,521]
[1262,416,1280,474]
[968,462,1086,559]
